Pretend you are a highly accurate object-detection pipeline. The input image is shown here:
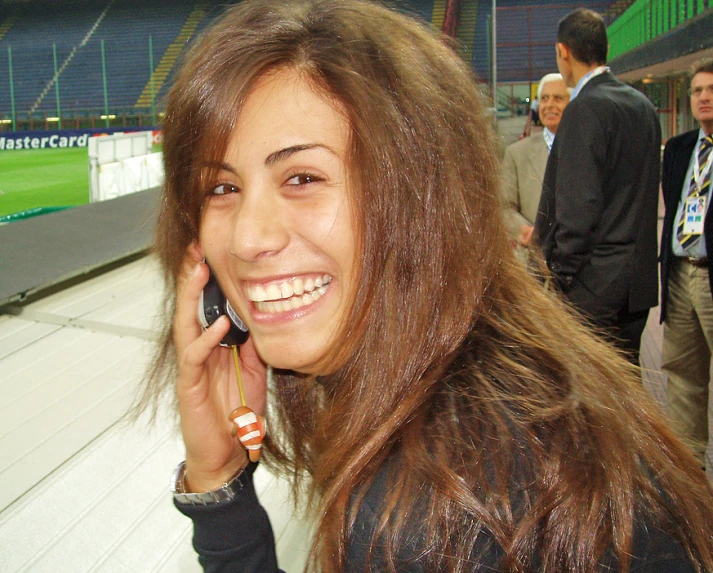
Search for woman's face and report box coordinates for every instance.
[199,69,357,374]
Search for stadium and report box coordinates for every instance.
[1,0,712,571]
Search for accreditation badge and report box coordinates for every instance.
[683,195,707,235]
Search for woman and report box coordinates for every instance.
[138,1,713,571]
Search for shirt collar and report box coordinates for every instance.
[571,66,609,100]
[543,127,556,152]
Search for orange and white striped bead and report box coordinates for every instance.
[229,405,264,462]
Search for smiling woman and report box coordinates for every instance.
[135,1,713,572]
[199,69,355,374]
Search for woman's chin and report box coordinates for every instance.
[253,340,323,375]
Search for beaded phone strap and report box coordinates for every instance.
[229,345,264,462]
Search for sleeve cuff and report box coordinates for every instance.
[175,464,278,568]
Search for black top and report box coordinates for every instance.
[176,460,697,573]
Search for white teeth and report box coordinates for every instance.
[250,284,268,302]
[248,275,333,313]
[247,276,332,302]
[266,284,282,300]
[253,282,329,314]
[280,282,293,298]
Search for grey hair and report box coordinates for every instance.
[537,73,572,99]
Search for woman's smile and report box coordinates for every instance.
[199,68,356,374]
[246,274,333,313]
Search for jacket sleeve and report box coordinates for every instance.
[548,101,608,278]
[501,145,531,239]
[661,140,676,205]
[175,467,283,573]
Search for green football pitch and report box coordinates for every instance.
[0,147,89,218]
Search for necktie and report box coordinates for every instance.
[677,135,713,251]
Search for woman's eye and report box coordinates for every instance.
[210,183,238,196]
[286,173,322,186]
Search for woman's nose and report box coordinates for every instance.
[228,186,289,262]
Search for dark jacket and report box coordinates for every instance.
[176,459,697,572]
[535,71,661,319]
[659,128,713,322]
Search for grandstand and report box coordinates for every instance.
[0,0,234,130]
[1,0,713,571]
[1,0,708,130]
[472,0,611,84]
[0,0,633,130]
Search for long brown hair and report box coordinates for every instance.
[139,1,713,572]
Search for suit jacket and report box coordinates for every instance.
[534,71,661,319]
[501,132,548,238]
[659,129,713,322]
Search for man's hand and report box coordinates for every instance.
[518,224,535,247]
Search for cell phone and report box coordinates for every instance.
[198,265,250,347]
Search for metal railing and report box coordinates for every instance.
[0,106,160,132]
[0,35,164,132]
[608,0,712,60]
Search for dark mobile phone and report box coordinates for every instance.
[198,265,249,347]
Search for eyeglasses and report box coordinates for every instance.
[689,85,713,97]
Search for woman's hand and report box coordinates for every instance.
[173,247,267,493]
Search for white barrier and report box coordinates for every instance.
[88,131,164,202]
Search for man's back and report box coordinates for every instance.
[536,71,660,317]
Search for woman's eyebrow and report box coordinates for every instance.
[202,161,237,174]
[264,143,335,167]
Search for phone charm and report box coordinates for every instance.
[229,345,264,462]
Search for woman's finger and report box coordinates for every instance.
[176,248,202,298]
[177,315,231,394]
[174,261,209,352]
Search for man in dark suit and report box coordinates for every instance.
[534,8,661,364]
[659,61,713,467]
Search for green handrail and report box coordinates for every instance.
[608,0,711,60]
[0,206,71,224]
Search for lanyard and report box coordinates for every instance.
[693,139,713,195]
